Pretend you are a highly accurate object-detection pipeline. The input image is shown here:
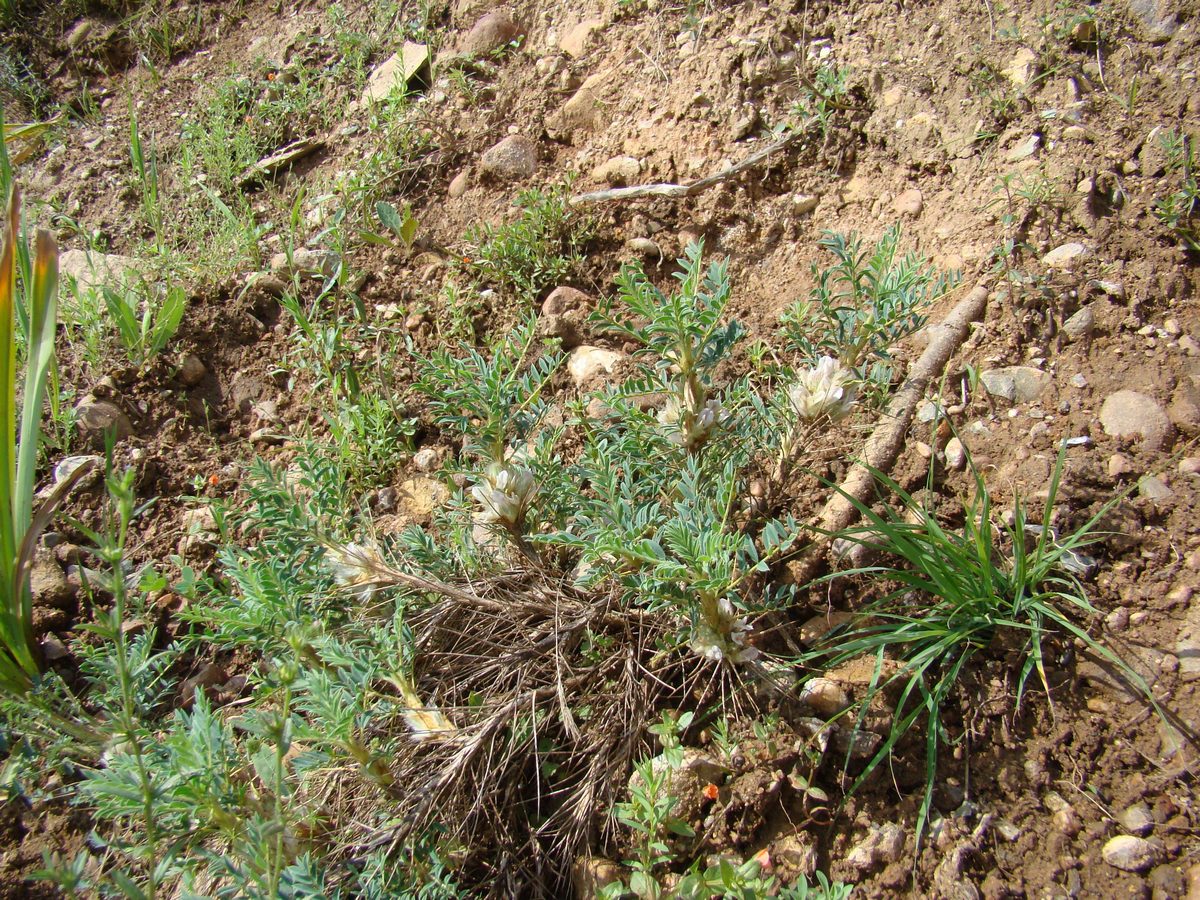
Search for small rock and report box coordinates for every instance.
[979,366,1051,404]
[625,237,661,259]
[628,749,725,823]
[944,437,967,470]
[893,188,923,217]
[1100,390,1172,450]
[74,398,133,443]
[1003,47,1039,86]
[793,194,820,215]
[40,634,69,661]
[58,249,142,296]
[30,553,75,609]
[592,155,641,186]
[460,11,521,55]
[772,833,818,877]
[798,611,855,645]
[799,677,850,717]
[1101,834,1161,872]
[1179,458,1200,476]
[539,313,585,348]
[398,477,449,523]
[1006,134,1041,163]
[1042,242,1088,269]
[571,855,622,900]
[480,135,537,181]
[448,170,470,198]
[1127,0,1178,42]
[360,42,431,103]
[249,428,286,445]
[412,448,440,472]
[1061,306,1095,339]
[1120,803,1155,837]
[1169,379,1200,435]
[178,353,207,387]
[568,346,625,386]
[1107,454,1135,479]
[559,18,602,58]
[1138,475,1171,502]
[846,823,905,873]
[543,286,592,317]
[179,662,226,706]
[269,248,341,278]
[1052,807,1082,837]
[1149,863,1185,899]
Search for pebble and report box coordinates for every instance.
[567,346,625,386]
[1107,454,1134,479]
[793,193,820,215]
[979,366,1051,403]
[1071,373,1088,388]
[1138,475,1171,502]
[74,397,133,442]
[459,10,521,55]
[1099,390,1172,450]
[1120,803,1155,837]
[1004,47,1038,86]
[1042,242,1088,269]
[1061,306,1095,339]
[543,286,592,317]
[40,634,69,661]
[799,677,849,717]
[1179,458,1200,476]
[559,18,603,58]
[53,454,102,486]
[178,353,207,386]
[625,237,661,259]
[447,170,470,198]
[893,188,923,217]
[1006,134,1041,162]
[269,248,340,278]
[412,448,440,472]
[944,437,967,470]
[1101,834,1161,872]
[592,155,641,186]
[480,135,537,181]
[845,823,905,872]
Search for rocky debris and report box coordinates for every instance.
[771,832,818,877]
[1138,475,1171,502]
[979,366,1051,404]
[448,170,470,198]
[798,610,854,645]
[459,11,521,56]
[1042,242,1088,269]
[1108,453,1135,479]
[832,728,882,759]
[571,856,622,900]
[793,193,820,215]
[1180,457,1200,476]
[269,248,341,278]
[1005,134,1040,163]
[360,42,430,104]
[545,73,608,141]
[625,237,661,259]
[178,507,219,557]
[893,188,923,217]
[568,346,625,386]
[1127,0,1178,42]
[58,249,142,295]
[30,551,75,609]
[628,749,726,823]
[845,823,905,874]
[1061,305,1095,339]
[799,677,849,717]
[592,155,641,186]
[75,397,133,443]
[249,428,287,446]
[177,353,207,387]
[1169,377,1200,435]
[480,135,537,181]
[543,286,592,317]
[1003,47,1039,86]
[40,634,69,661]
[398,477,449,524]
[1099,390,1172,450]
[1119,802,1155,837]
[412,448,440,472]
[1101,834,1162,872]
[560,18,603,58]
[944,437,967,470]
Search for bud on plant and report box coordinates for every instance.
[691,596,759,663]
[325,540,386,602]
[788,355,857,421]
[658,396,730,448]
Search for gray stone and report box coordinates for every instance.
[1101,835,1161,872]
[40,634,69,661]
[592,155,641,186]
[1004,47,1039,86]
[1006,134,1041,163]
[979,366,1051,403]
[545,73,607,141]
[1126,0,1178,42]
[1138,475,1171,502]
[480,135,537,181]
[448,170,470,198]
[269,248,341,278]
[178,353,207,387]
[412,448,440,472]
[846,823,905,872]
[1042,242,1088,269]
[74,398,133,442]
[459,11,521,55]
[1119,803,1154,837]
[59,249,142,296]
[53,454,102,486]
[1099,390,1172,450]
[1061,305,1095,339]
[944,437,967,470]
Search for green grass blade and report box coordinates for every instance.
[0,190,17,581]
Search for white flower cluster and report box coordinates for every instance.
[472,461,537,527]
[325,540,385,602]
[658,396,730,447]
[691,597,759,663]
[788,356,858,422]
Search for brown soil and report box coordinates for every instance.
[4,0,1200,895]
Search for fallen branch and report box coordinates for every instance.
[786,282,990,586]
[568,128,807,206]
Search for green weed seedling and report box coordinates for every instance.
[103,279,186,370]
[806,444,1160,841]
[1154,130,1198,252]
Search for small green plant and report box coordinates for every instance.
[129,108,164,252]
[103,279,187,370]
[360,199,418,250]
[792,62,850,135]
[463,184,594,301]
[806,445,1159,841]
[1153,130,1198,252]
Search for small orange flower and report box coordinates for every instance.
[751,848,772,872]
[266,72,277,81]
[208,474,220,487]
[702,783,719,801]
